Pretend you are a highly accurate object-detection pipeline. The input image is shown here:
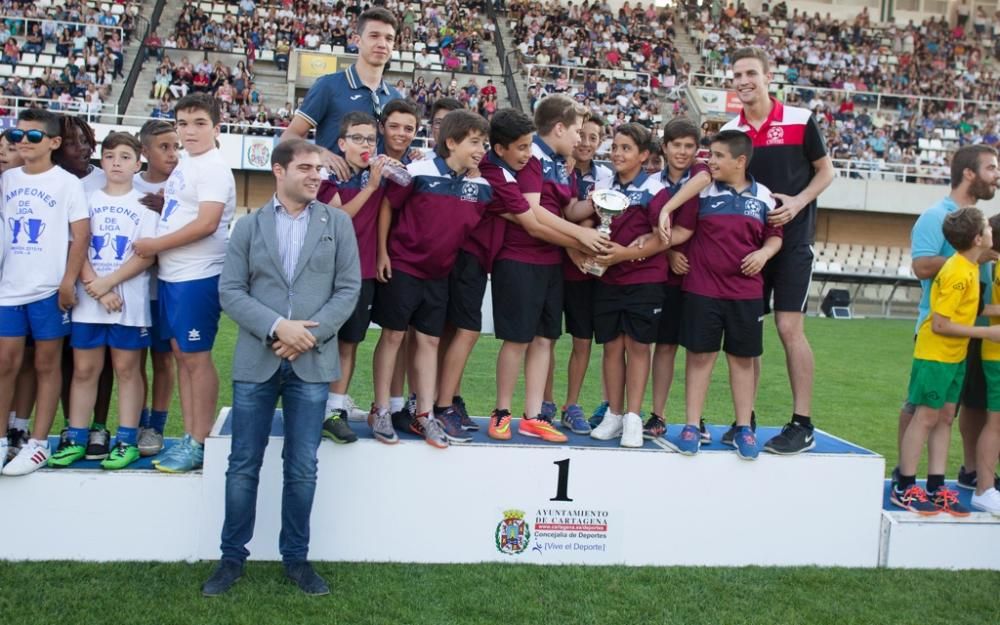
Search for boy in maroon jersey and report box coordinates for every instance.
[673,130,782,460]
[315,112,386,445]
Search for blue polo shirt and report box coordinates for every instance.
[912,195,992,332]
[295,64,401,153]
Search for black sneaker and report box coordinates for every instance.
[85,426,111,460]
[6,427,27,462]
[721,414,757,447]
[642,414,666,440]
[454,395,478,431]
[321,410,358,444]
[202,559,244,597]
[391,407,416,434]
[763,421,816,455]
[699,418,712,444]
[956,465,1000,491]
[890,466,901,492]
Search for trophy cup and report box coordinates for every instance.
[7,217,22,244]
[90,233,110,260]
[26,218,46,244]
[113,235,130,261]
[582,189,630,277]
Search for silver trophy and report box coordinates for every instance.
[583,189,630,276]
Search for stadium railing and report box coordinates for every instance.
[0,94,119,118]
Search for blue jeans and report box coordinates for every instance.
[220,361,327,564]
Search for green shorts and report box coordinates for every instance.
[981,360,1000,412]
[907,358,965,409]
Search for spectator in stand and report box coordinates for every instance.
[145,28,163,62]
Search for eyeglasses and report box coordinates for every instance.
[345,134,378,146]
[4,128,56,144]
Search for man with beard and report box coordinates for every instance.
[899,145,1000,496]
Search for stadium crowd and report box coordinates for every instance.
[0,0,141,117]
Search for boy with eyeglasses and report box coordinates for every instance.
[315,112,386,444]
[0,109,90,475]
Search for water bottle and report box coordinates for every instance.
[376,155,412,185]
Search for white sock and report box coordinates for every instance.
[28,438,48,449]
[7,412,14,427]
[389,396,405,413]
[327,393,345,411]
[13,417,29,431]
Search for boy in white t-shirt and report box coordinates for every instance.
[0,109,90,476]
[132,119,180,457]
[133,94,236,473]
[49,132,158,470]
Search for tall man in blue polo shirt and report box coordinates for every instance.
[280,7,401,179]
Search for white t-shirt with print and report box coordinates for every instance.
[133,172,168,299]
[156,148,235,283]
[0,166,88,306]
[74,189,158,327]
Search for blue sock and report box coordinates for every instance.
[150,410,168,434]
[68,426,89,446]
[139,408,150,429]
[116,426,138,446]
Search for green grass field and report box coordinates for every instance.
[4,316,999,625]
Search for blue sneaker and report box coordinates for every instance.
[152,433,191,465]
[560,404,591,434]
[589,400,609,428]
[674,424,701,455]
[155,435,204,473]
[541,401,557,420]
[437,407,472,443]
[734,426,759,460]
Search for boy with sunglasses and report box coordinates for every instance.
[0,109,90,475]
[315,112,385,444]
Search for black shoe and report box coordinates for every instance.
[321,411,357,444]
[763,421,816,455]
[391,407,415,434]
[6,427,27,462]
[890,465,901,491]
[202,559,244,597]
[956,465,1000,491]
[454,395,478,431]
[285,561,329,596]
[85,426,110,460]
[721,414,757,447]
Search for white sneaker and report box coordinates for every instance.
[3,440,50,476]
[344,395,367,422]
[591,412,623,440]
[971,487,1000,516]
[0,439,7,471]
[620,412,643,448]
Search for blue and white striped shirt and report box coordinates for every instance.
[274,196,312,283]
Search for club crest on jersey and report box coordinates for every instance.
[361,170,370,187]
[628,192,643,206]
[744,198,761,216]
[460,182,480,202]
[766,126,784,145]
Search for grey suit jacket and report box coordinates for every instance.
[220,199,361,384]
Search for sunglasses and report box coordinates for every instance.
[4,129,56,144]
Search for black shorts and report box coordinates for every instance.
[680,293,764,357]
[491,259,562,343]
[339,279,376,344]
[592,282,665,345]
[656,284,684,345]
[961,338,987,410]
[372,269,448,337]
[563,279,595,340]
[763,243,814,314]
[447,251,488,332]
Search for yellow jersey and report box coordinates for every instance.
[914,253,979,364]
[982,263,1000,362]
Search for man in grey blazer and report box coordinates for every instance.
[202,139,361,597]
